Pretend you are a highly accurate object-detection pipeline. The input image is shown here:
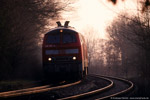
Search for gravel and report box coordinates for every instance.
[45,75,110,99]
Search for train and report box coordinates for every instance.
[42,21,88,80]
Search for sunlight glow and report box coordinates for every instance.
[62,0,137,39]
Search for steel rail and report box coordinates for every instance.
[58,74,133,100]
[0,85,51,95]
[0,80,81,98]
[58,75,113,100]
[94,74,134,100]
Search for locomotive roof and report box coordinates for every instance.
[46,27,79,34]
[46,21,82,34]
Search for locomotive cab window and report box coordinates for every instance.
[46,33,60,44]
[63,33,77,43]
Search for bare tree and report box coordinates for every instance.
[106,10,150,77]
[84,28,97,67]
[0,0,68,79]
[83,28,106,74]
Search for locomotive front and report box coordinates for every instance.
[42,21,86,80]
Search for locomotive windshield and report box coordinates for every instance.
[63,33,77,43]
[46,30,77,44]
[46,33,60,44]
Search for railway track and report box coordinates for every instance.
[0,80,81,98]
[0,75,134,100]
[94,75,134,100]
[58,74,134,100]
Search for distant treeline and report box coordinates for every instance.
[87,10,150,78]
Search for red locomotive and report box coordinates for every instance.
[42,21,88,80]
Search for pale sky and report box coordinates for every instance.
[61,0,138,39]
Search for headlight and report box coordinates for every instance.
[72,56,76,60]
[48,57,52,61]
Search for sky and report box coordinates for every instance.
[61,0,138,39]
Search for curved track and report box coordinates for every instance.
[58,76,113,100]
[58,74,134,100]
[95,75,134,100]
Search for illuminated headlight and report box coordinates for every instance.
[73,56,76,60]
[48,57,52,61]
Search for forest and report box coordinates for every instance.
[0,0,69,79]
